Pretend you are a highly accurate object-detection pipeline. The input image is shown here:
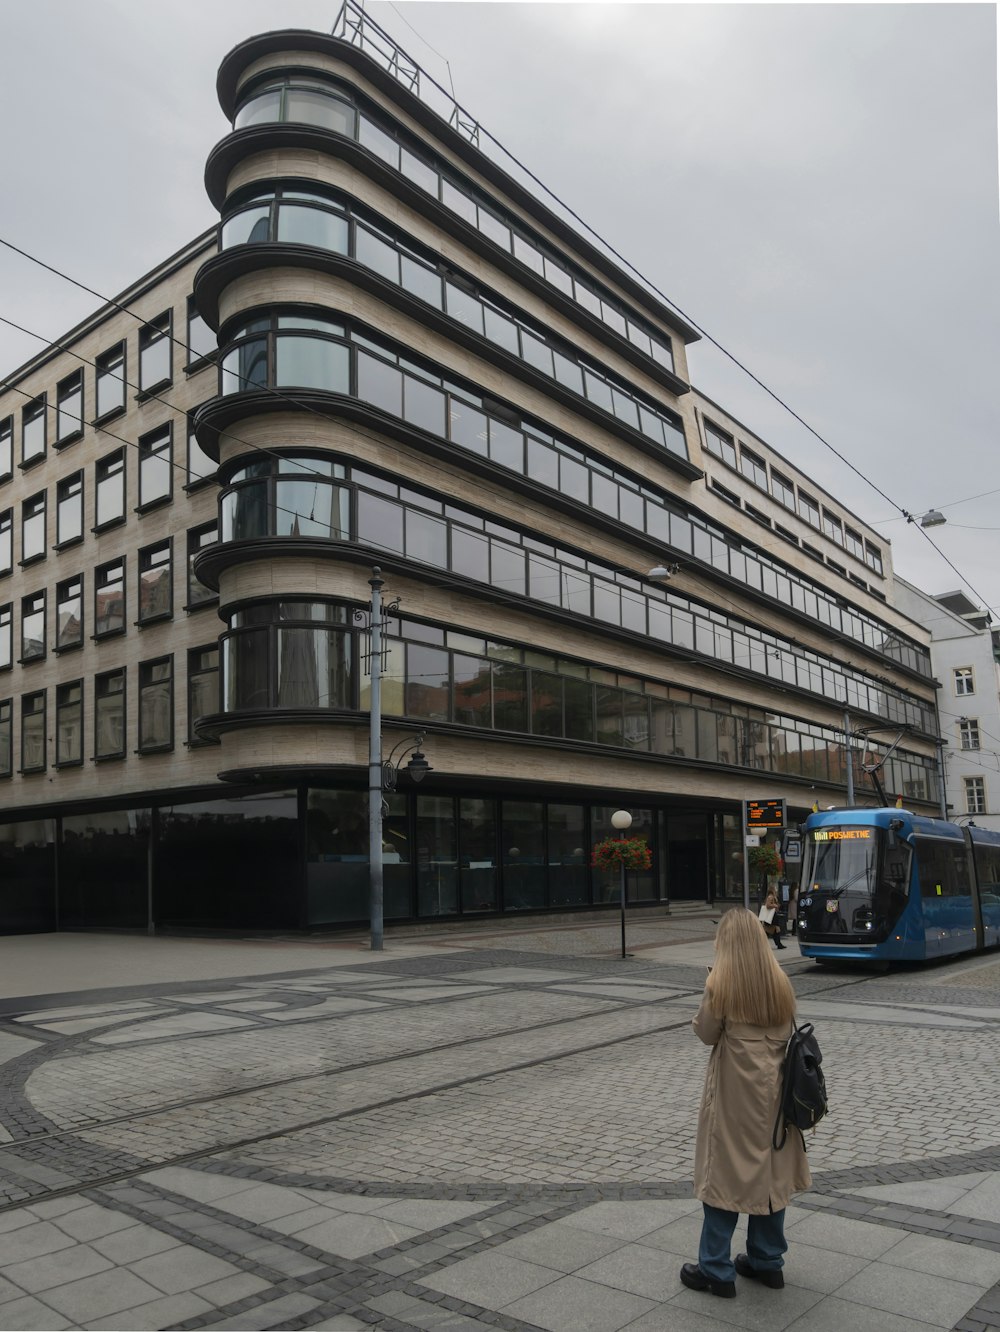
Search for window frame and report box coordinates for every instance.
[19,589,45,664]
[186,294,217,368]
[136,423,173,511]
[94,448,126,531]
[94,557,126,639]
[954,667,975,697]
[55,470,84,549]
[138,538,173,625]
[95,342,127,422]
[94,667,127,761]
[138,654,174,754]
[0,603,12,673]
[965,775,987,815]
[137,310,173,396]
[0,508,11,576]
[186,407,217,489]
[55,679,84,768]
[187,643,221,745]
[20,690,46,774]
[20,395,47,469]
[959,718,981,751]
[20,490,46,566]
[186,521,219,610]
[55,574,84,652]
[55,370,84,448]
[0,698,11,777]
[0,416,12,482]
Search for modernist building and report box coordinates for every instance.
[0,12,942,934]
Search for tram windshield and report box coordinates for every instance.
[801,825,909,943]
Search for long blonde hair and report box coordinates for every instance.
[706,908,796,1026]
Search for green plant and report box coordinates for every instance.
[591,835,652,871]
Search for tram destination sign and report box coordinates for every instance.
[745,798,786,831]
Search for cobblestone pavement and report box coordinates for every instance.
[0,922,999,1330]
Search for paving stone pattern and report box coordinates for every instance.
[0,935,999,1329]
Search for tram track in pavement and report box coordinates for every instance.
[0,984,706,1212]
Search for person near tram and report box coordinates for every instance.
[681,909,810,1298]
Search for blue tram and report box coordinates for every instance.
[797,807,1000,963]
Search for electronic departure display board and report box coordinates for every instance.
[745,798,786,830]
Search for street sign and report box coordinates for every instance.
[745,835,761,848]
[745,798,786,830]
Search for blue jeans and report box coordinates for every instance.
[698,1203,787,1282]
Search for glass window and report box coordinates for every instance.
[95,668,126,759]
[274,335,349,391]
[21,492,45,563]
[460,798,497,913]
[277,202,349,251]
[56,681,83,766]
[187,410,216,486]
[417,795,458,917]
[400,253,443,308]
[865,541,884,576]
[56,372,84,444]
[449,399,489,456]
[844,525,865,561]
[0,417,11,479]
[0,699,10,776]
[960,718,980,750]
[94,559,125,637]
[186,295,216,364]
[355,223,401,283]
[357,352,403,416]
[139,311,172,391]
[704,423,737,467]
[139,656,173,751]
[452,654,491,727]
[223,630,268,710]
[0,509,11,575]
[96,449,126,527]
[770,469,795,509]
[187,523,218,607]
[799,491,821,528]
[740,447,767,489]
[955,667,975,697]
[822,508,844,545]
[21,396,46,466]
[445,282,485,336]
[358,114,398,165]
[0,604,10,671]
[357,491,404,556]
[502,800,546,909]
[188,645,220,744]
[139,541,172,623]
[20,591,45,662]
[138,424,172,507]
[403,376,446,436]
[21,691,46,772]
[95,343,126,419]
[276,628,352,707]
[965,776,987,815]
[56,471,83,546]
[56,576,83,650]
[406,644,450,721]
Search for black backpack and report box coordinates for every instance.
[773,1021,828,1150]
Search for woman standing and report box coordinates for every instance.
[681,909,811,1298]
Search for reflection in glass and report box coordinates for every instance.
[417,795,457,917]
[502,801,545,909]
[460,799,496,912]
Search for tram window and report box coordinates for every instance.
[885,857,907,882]
[915,838,968,897]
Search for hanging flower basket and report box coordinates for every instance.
[591,835,652,871]
[748,844,784,878]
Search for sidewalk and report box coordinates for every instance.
[0,923,997,1330]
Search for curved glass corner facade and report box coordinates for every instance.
[230,74,678,376]
[211,452,936,733]
[220,185,689,458]
[212,310,929,678]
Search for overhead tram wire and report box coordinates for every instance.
[345,4,998,617]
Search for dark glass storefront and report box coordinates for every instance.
[0,784,754,934]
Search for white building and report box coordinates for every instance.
[895,581,1000,827]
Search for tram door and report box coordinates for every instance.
[667,813,709,902]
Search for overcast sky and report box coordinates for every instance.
[1,2,997,619]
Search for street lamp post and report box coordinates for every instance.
[611,809,632,959]
[362,567,430,952]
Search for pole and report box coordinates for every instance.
[742,799,750,910]
[368,567,384,952]
[620,848,627,959]
[844,711,855,806]
[935,738,948,820]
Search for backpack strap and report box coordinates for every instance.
[772,1020,797,1152]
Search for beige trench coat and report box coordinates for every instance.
[692,989,811,1213]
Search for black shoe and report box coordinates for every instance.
[735,1254,784,1288]
[774,940,785,949]
[680,1263,737,1298]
